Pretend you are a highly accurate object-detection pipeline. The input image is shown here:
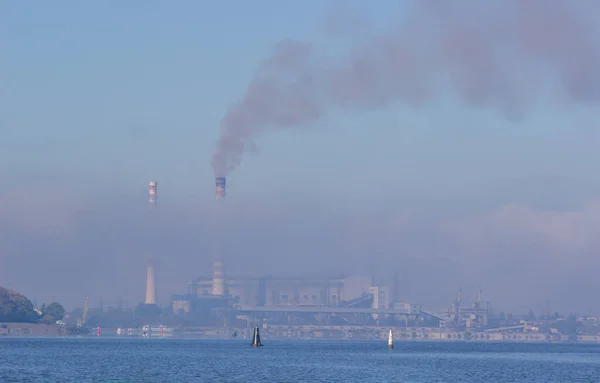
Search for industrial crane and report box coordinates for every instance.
[474,287,482,311]
[473,287,483,324]
[77,297,89,328]
[455,285,463,324]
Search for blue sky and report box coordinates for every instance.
[3,1,600,312]
[3,0,598,211]
[3,1,366,203]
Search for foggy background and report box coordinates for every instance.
[2,0,600,315]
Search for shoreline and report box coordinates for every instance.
[1,335,598,345]
[2,323,598,344]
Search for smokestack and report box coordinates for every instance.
[148,181,157,206]
[215,177,226,200]
[212,257,226,296]
[145,260,156,305]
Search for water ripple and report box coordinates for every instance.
[0,338,599,382]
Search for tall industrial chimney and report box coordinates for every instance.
[145,260,157,305]
[212,257,226,296]
[215,177,226,200]
[148,181,157,206]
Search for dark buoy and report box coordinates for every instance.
[250,326,263,347]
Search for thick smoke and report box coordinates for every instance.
[212,0,600,176]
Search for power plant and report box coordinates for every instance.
[136,178,496,338]
[122,179,555,342]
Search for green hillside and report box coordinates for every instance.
[0,286,39,323]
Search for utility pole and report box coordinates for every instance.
[393,271,399,304]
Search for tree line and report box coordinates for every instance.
[0,286,65,324]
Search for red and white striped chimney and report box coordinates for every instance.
[148,181,157,206]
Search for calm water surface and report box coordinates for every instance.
[1,338,599,382]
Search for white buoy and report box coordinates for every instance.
[388,329,394,349]
[251,326,263,347]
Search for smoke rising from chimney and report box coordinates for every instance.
[211,0,600,176]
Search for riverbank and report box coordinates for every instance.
[0,323,66,336]
[3,323,599,344]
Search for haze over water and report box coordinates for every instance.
[1,339,599,382]
[3,0,600,315]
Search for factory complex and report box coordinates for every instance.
[136,178,494,333]
[56,179,600,343]
[142,258,489,332]
[126,178,599,342]
[137,258,600,344]
[138,178,486,330]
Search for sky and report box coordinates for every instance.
[2,0,600,314]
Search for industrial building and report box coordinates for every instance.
[420,286,490,329]
[175,260,378,311]
[164,258,491,330]
[170,259,424,327]
[168,263,493,331]
[444,286,490,328]
[189,274,349,308]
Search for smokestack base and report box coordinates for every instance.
[212,258,226,296]
[145,260,156,305]
[215,177,226,200]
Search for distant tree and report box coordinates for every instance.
[0,287,39,323]
[41,302,66,324]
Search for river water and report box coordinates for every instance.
[1,338,599,382]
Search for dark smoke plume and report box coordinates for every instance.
[212,0,600,176]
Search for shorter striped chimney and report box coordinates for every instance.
[148,181,157,206]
